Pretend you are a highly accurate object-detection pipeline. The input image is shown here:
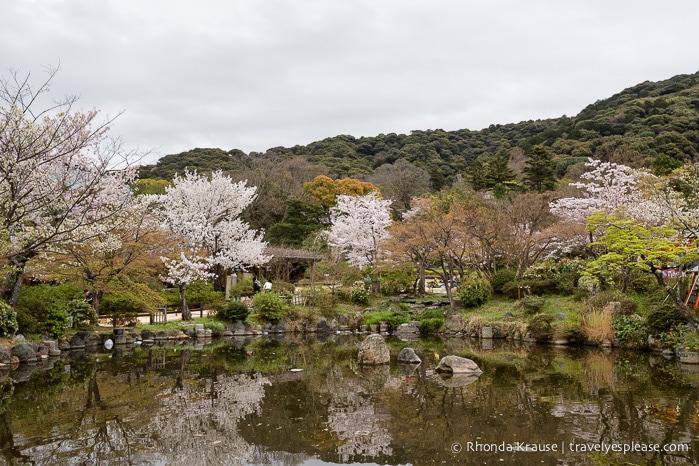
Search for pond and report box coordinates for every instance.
[1,335,698,465]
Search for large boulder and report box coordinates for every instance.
[397,347,422,364]
[357,334,390,365]
[0,346,12,365]
[435,355,482,374]
[11,343,38,364]
[316,319,332,334]
[231,321,247,335]
[444,314,465,333]
[395,321,419,335]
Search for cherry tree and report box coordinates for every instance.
[550,159,663,224]
[645,162,699,237]
[34,195,169,313]
[327,192,392,273]
[156,170,269,296]
[160,253,215,320]
[0,67,139,306]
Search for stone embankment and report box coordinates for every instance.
[0,317,357,368]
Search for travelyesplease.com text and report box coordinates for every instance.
[451,440,690,454]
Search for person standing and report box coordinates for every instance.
[263,280,272,292]
[83,289,94,306]
[253,278,261,294]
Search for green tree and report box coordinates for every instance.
[522,146,557,192]
[131,178,171,195]
[485,154,516,187]
[267,199,326,247]
[586,210,699,329]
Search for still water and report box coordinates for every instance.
[1,335,698,465]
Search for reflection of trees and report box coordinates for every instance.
[8,348,273,465]
[139,371,270,465]
[5,339,699,465]
[327,365,395,462]
[1,406,30,464]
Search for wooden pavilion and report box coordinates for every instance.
[262,247,324,288]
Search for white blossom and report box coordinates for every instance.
[160,253,215,287]
[156,170,270,275]
[328,192,392,268]
[550,159,663,223]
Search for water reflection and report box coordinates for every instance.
[1,336,698,465]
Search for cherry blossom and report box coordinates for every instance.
[0,68,139,305]
[155,170,269,295]
[327,192,392,269]
[549,159,663,224]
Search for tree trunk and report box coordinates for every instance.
[652,268,699,331]
[417,262,426,295]
[213,264,226,292]
[1,255,28,307]
[92,290,103,315]
[179,284,192,321]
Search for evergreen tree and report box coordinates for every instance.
[522,146,556,192]
[267,199,326,247]
[466,159,488,191]
[485,155,515,187]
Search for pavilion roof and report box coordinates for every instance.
[265,247,324,261]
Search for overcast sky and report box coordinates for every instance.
[2,0,699,165]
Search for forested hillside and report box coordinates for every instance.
[139,71,699,187]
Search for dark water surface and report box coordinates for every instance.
[1,335,698,465]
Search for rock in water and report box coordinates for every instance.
[357,334,390,365]
[397,347,422,364]
[435,355,482,374]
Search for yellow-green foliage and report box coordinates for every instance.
[102,275,166,313]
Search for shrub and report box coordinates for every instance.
[16,283,80,337]
[554,317,585,344]
[309,290,338,319]
[185,280,225,307]
[613,316,649,349]
[518,295,546,315]
[252,292,287,324]
[273,281,296,296]
[527,313,554,342]
[506,260,585,297]
[334,287,352,303]
[416,308,444,335]
[101,276,166,313]
[457,277,492,309]
[350,287,369,305]
[646,303,686,336]
[378,265,414,295]
[418,318,444,335]
[489,269,516,295]
[43,306,70,339]
[66,300,97,329]
[228,276,254,298]
[101,276,166,327]
[0,301,18,338]
[204,320,226,335]
[217,299,250,323]
[631,274,660,293]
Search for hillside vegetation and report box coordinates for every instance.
[139,71,699,186]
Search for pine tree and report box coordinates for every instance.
[522,146,556,192]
